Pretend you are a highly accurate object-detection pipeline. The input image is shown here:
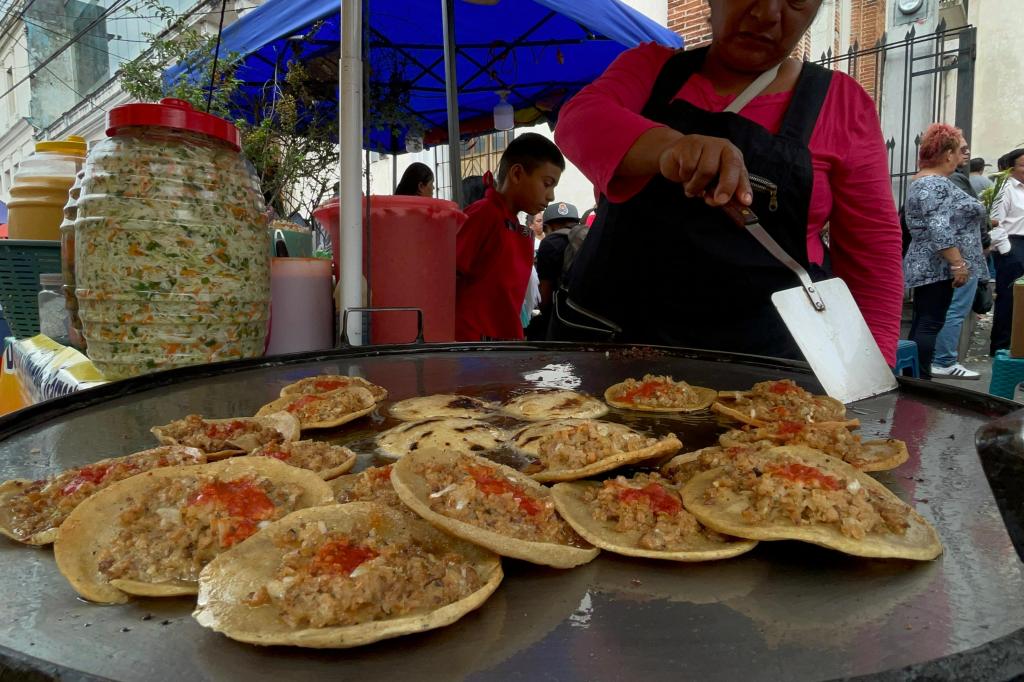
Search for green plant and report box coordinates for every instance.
[119,1,339,220]
[980,169,1013,217]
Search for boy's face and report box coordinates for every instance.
[508,162,562,216]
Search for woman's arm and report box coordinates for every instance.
[555,43,751,206]
[819,75,902,365]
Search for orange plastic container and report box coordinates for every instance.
[313,196,466,344]
[8,137,87,241]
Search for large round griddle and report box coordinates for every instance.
[2,343,1023,682]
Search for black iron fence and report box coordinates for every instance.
[817,18,976,206]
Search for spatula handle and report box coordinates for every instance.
[721,200,826,311]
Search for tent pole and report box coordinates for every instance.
[441,0,463,207]
[339,0,363,345]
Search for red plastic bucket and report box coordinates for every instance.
[313,195,466,344]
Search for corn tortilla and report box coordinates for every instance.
[551,480,757,562]
[681,446,942,560]
[193,503,503,648]
[510,419,681,483]
[255,387,376,430]
[53,457,333,604]
[0,446,206,546]
[604,378,717,413]
[151,412,300,459]
[501,390,608,421]
[390,450,599,569]
[280,375,388,402]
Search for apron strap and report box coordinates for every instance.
[640,48,707,121]
[777,62,834,146]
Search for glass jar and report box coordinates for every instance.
[75,99,270,379]
[37,273,68,341]
[60,170,86,351]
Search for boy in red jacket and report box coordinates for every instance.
[456,133,564,341]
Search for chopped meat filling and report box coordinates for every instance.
[283,388,374,424]
[586,473,727,550]
[158,415,283,453]
[95,474,304,584]
[332,465,415,517]
[705,453,910,540]
[245,518,483,628]
[728,380,846,423]
[284,376,387,402]
[251,440,354,474]
[613,374,700,408]
[527,421,664,471]
[721,422,866,466]
[3,447,202,541]
[416,455,582,546]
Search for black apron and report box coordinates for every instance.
[556,48,833,359]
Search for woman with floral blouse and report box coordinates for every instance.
[903,123,988,379]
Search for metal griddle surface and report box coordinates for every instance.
[1,345,1023,681]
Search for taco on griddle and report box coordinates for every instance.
[604,375,717,413]
[0,445,205,546]
[510,419,681,482]
[54,457,333,604]
[249,440,357,480]
[193,502,503,648]
[151,412,300,459]
[712,380,857,428]
[376,418,506,459]
[255,386,376,430]
[551,473,756,562]
[718,421,908,472]
[280,375,388,403]
[501,390,608,421]
[681,445,942,560]
[391,450,599,569]
[388,394,497,422]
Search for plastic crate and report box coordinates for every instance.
[989,349,1024,399]
[0,240,61,338]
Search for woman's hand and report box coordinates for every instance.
[951,262,970,288]
[658,135,753,207]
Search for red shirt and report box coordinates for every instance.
[554,43,902,365]
[456,186,534,341]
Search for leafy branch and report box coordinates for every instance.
[119,1,339,220]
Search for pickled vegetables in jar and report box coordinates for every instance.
[75,99,269,379]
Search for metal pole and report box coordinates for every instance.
[441,0,463,208]
[339,0,364,345]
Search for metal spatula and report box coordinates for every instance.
[722,202,898,404]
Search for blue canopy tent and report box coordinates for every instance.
[167,0,681,344]
[166,0,680,154]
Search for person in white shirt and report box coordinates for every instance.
[989,148,1024,355]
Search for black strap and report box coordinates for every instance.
[640,47,707,121]
[777,62,833,145]
[640,47,833,147]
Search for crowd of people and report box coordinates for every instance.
[388,0,1024,386]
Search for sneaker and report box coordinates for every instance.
[931,363,980,379]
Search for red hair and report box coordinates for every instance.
[918,123,963,168]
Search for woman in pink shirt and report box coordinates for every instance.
[552,0,902,365]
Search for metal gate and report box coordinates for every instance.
[817,19,977,206]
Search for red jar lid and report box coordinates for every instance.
[106,98,241,150]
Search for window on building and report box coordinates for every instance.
[5,67,14,119]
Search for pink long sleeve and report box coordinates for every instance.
[555,45,902,365]
[555,42,673,202]
[810,75,902,365]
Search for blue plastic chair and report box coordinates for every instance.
[894,339,919,378]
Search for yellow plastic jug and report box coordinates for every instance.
[8,136,87,240]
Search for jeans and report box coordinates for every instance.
[910,279,955,380]
[933,274,977,367]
